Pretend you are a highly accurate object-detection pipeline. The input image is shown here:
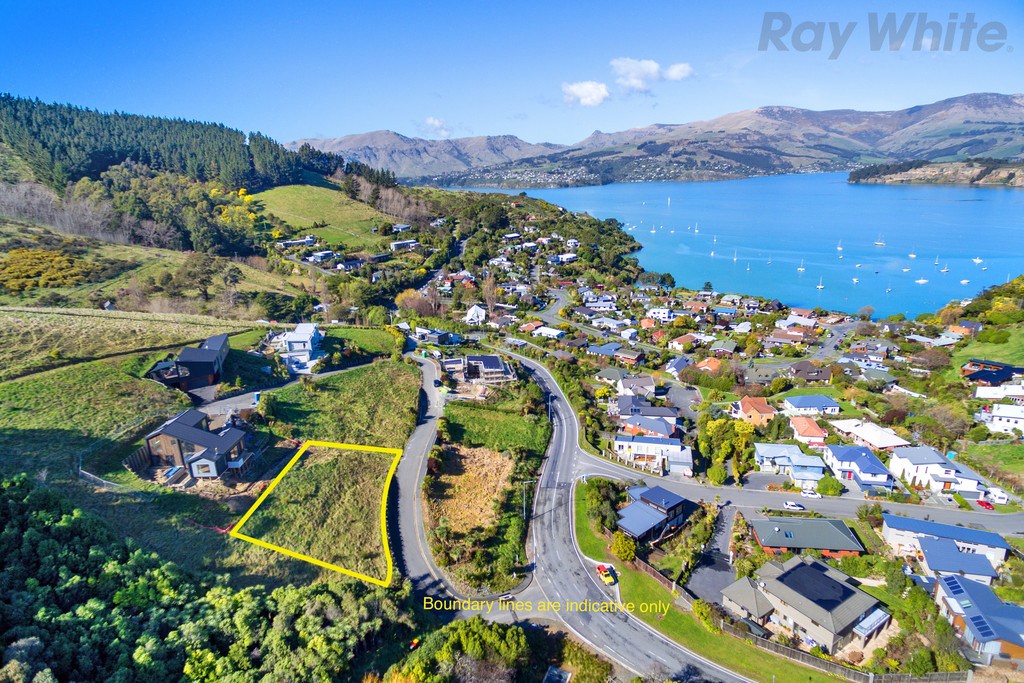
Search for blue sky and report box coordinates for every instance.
[2,0,1022,145]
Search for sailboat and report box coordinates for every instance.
[746,263,750,272]
[901,268,911,272]
[714,235,718,244]
[836,240,843,251]
[960,279,971,285]
[797,259,805,272]
[816,277,825,290]
[972,257,983,264]
[940,264,950,273]
[852,278,859,284]
[710,250,715,257]
[886,285,893,293]
[766,254,772,265]
[838,253,843,260]
[909,250,917,259]
[733,250,738,262]
[915,278,929,284]
[874,234,886,246]
[934,255,940,266]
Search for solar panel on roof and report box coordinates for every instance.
[942,576,966,595]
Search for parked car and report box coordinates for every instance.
[800,490,822,499]
[433,379,442,387]
[596,564,616,585]
[783,501,805,511]
[977,500,995,510]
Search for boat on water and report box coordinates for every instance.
[797,259,805,272]
[855,263,862,268]
[710,250,715,257]
[733,250,737,262]
[874,234,886,246]
[714,235,717,243]
[767,253,772,265]
[650,229,656,233]
[816,277,825,290]
[670,229,674,234]
[886,286,893,293]
[940,264,950,273]
[838,253,843,259]
[934,256,940,266]
[982,266,988,271]
[901,268,911,272]
[746,263,750,271]
[960,279,971,285]
[915,278,929,284]
[972,257,983,264]
[909,251,917,259]
[837,240,843,251]
[852,278,859,284]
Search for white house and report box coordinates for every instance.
[823,445,893,491]
[646,307,676,323]
[613,435,692,476]
[463,304,487,325]
[617,376,656,398]
[754,443,827,490]
[974,385,1024,403]
[829,419,910,451]
[881,514,1010,570]
[620,328,638,340]
[532,325,565,340]
[976,404,1024,434]
[888,446,984,496]
[776,314,816,330]
[273,323,324,369]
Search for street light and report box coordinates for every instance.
[522,479,538,520]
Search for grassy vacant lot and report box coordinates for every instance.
[430,445,512,535]
[573,486,834,683]
[0,355,187,477]
[964,443,1024,476]
[0,307,253,381]
[325,326,398,356]
[236,445,393,583]
[445,403,551,456]
[945,324,1024,379]
[252,173,396,250]
[271,360,420,446]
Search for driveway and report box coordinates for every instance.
[742,472,790,491]
[686,507,738,604]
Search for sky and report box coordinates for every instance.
[2,0,1022,145]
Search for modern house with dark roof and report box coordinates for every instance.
[612,436,692,476]
[621,415,677,439]
[616,485,687,542]
[881,514,1010,569]
[146,334,230,393]
[823,445,893,492]
[721,556,888,653]
[934,574,1024,663]
[960,359,1024,386]
[750,518,864,558]
[443,354,515,384]
[145,409,253,479]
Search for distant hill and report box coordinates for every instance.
[295,93,1024,187]
[286,131,565,179]
[849,158,1024,187]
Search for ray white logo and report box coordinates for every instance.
[758,12,1010,59]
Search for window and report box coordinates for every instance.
[196,464,211,474]
[784,531,794,539]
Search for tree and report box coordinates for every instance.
[817,475,843,496]
[707,465,727,486]
[702,281,713,292]
[482,273,498,313]
[857,305,875,321]
[611,532,636,561]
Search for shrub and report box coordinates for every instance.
[817,475,843,496]
[611,532,636,562]
[707,465,727,486]
[692,599,720,633]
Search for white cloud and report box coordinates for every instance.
[422,116,451,138]
[610,58,662,92]
[664,62,693,80]
[610,58,694,92]
[561,81,610,107]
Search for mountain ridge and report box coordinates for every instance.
[291,93,1024,186]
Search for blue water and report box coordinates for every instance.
[479,173,1024,318]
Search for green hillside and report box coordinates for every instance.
[253,172,396,249]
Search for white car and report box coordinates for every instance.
[800,490,822,499]
[783,501,805,511]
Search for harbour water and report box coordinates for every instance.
[484,172,1024,318]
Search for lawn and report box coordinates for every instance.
[236,445,393,584]
[0,307,253,381]
[0,355,188,478]
[270,361,420,447]
[944,324,1024,380]
[325,326,399,356]
[963,443,1024,476]
[252,173,396,250]
[572,488,835,683]
[445,403,551,457]
[844,519,885,555]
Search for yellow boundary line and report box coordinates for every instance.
[229,440,402,587]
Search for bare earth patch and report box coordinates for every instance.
[429,445,512,535]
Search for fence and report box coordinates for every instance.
[718,621,971,683]
[121,446,150,475]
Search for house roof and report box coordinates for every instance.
[637,485,685,511]
[176,345,222,365]
[622,415,675,436]
[920,537,998,578]
[146,409,206,438]
[739,396,775,415]
[829,419,909,449]
[827,445,888,475]
[881,514,1011,550]
[617,500,667,538]
[937,575,1024,648]
[785,395,841,410]
[695,357,722,372]
[754,443,805,464]
[721,577,774,619]
[614,434,684,449]
[466,354,504,371]
[758,556,879,636]
[891,447,981,481]
[790,416,826,438]
[752,518,864,553]
[596,367,630,381]
[588,342,622,356]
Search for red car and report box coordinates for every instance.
[977,500,994,510]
